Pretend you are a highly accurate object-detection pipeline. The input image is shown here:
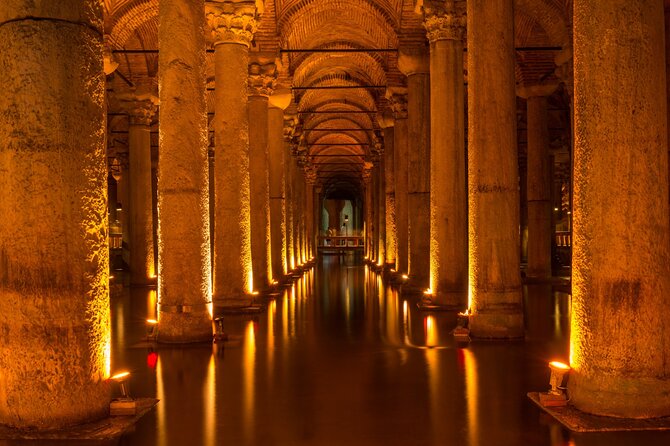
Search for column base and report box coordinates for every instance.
[568,370,670,419]
[419,290,467,311]
[469,306,524,339]
[401,276,429,296]
[156,311,213,344]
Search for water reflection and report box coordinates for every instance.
[91,261,670,446]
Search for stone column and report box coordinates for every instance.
[387,90,409,274]
[248,58,276,291]
[422,1,467,307]
[518,84,558,280]
[116,151,131,263]
[467,0,523,338]
[378,112,397,269]
[118,93,158,286]
[268,92,291,281]
[398,48,431,291]
[206,0,261,303]
[284,135,296,271]
[375,146,386,267]
[305,181,316,260]
[0,0,110,428]
[157,0,212,342]
[569,0,670,418]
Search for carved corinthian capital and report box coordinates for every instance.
[417,0,466,43]
[116,93,159,126]
[248,62,277,97]
[385,87,408,120]
[206,0,264,47]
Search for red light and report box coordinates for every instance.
[147,351,158,368]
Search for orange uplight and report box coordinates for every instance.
[109,371,130,381]
[401,274,409,280]
[146,319,158,325]
[549,361,570,370]
[423,289,433,295]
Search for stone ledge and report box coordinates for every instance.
[527,392,670,432]
[0,398,158,441]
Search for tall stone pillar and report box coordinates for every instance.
[518,85,558,280]
[0,0,110,428]
[268,92,291,281]
[375,145,386,267]
[206,0,261,303]
[378,112,397,269]
[116,151,131,263]
[569,0,670,418]
[398,48,431,291]
[305,181,316,260]
[157,0,212,342]
[467,0,523,338]
[387,90,409,274]
[248,59,276,291]
[284,132,296,271]
[118,93,158,286]
[421,1,467,307]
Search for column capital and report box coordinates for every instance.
[516,83,560,99]
[398,46,429,76]
[269,88,292,110]
[385,87,408,120]
[116,93,159,126]
[206,0,264,47]
[554,46,574,95]
[283,114,299,141]
[362,161,374,184]
[248,61,277,97]
[376,108,395,129]
[418,0,466,43]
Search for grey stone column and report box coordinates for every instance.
[467,0,523,338]
[0,0,110,428]
[268,92,291,281]
[118,93,158,286]
[398,48,431,291]
[248,59,276,291]
[421,1,467,308]
[206,0,261,303]
[518,84,558,280]
[387,90,409,274]
[156,0,212,342]
[569,0,670,418]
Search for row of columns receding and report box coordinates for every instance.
[1,0,669,430]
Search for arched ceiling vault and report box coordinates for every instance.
[105,0,573,190]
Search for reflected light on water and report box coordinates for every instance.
[148,289,157,321]
[462,348,478,446]
[204,353,216,446]
[243,320,256,443]
[156,354,166,446]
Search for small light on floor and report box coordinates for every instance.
[401,274,409,280]
[423,289,433,295]
[213,316,227,342]
[554,207,559,211]
[146,319,158,339]
[548,361,570,394]
[109,371,131,399]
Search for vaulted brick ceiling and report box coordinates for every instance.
[105,0,572,192]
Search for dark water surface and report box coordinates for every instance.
[4,254,670,446]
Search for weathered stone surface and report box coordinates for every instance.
[387,90,409,274]
[212,41,253,303]
[268,105,287,281]
[156,0,212,342]
[0,0,110,429]
[425,4,467,308]
[467,0,523,338]
[569,0,670,418]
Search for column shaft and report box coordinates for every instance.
[526,95,552,278]
[407,71,431,290]
[248,95,272,290]
[213,42,252,302]
[383,125,397,267]
[157,0,212,342]
[394,117,409,274]
[268,106,287,280]
[0,0,110,428]
[285,146,295,270]
[467,0,523,337]
[429,33,467,307]
[569,0,670,417]
[128,122,156,285]
[377,161,386,266]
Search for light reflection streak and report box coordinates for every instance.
[243,321,256,443]
[268,300,276,383]
[204,353,215,446]
[463,348,478,446]
[156,354,166,446]
[425,315,437,347]
[148,289,157,321]
[290,284,296,338]
[282,291,289,342]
